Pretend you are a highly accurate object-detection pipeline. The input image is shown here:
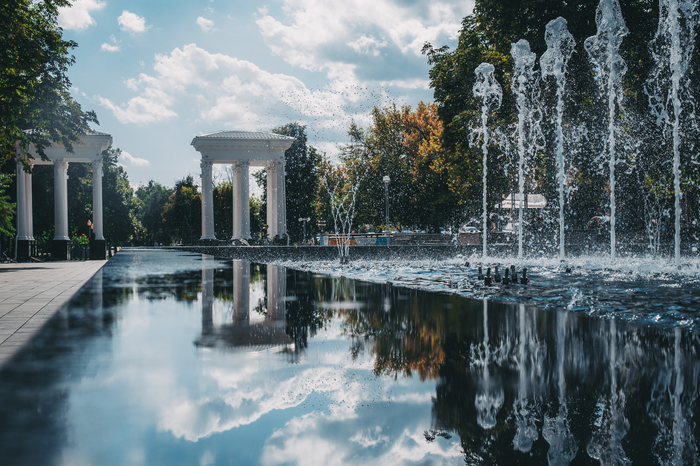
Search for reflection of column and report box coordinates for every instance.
[233,259,250,325]
[53,159,69,240]
[92,267,103,310]
[266,264,286,320]
[92,158,104,240]
[202,255,214,334]
[266,160,285,238]
[232,161,250,239]
[200,160,215,240]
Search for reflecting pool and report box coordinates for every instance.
[0,249,698,465]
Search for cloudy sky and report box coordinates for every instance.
[57,0,474,189]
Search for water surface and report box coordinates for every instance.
[0,249,698,465]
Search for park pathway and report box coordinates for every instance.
[0,260,106,368]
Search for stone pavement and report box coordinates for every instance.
[0,260,107,368]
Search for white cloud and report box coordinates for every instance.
[256,0,474,85]
[119,151,151,167]
[347,36,387,57]
[101,43,120,52]
[97,43,388,131]
[118,10,150,33]
[58,0,106,31]
[196,17,216,33]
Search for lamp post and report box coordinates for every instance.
[298,217,310,243]
[383,176,390,246]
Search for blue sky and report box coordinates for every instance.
[58,0,474,191]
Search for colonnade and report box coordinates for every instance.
[14,132,112,260]
[192,131,295,242]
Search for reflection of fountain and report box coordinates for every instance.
[540,17,576,261]
[584,0,629,261]
[647,328,699,464]
[587,319,631,464]
[542,310,577,465]
[474,299,504,429]
[471,64,503,259]
[512,304,539,453]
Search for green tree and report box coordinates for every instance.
[1,0,98,165]
[101,147,138,244]
[0,174,16,243]
[162,175,201,245]
[271,123,323,242]
[341,103,462,232]
[422,0,679,235]
[135,180,173,245]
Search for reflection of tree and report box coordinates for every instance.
[284,270,333,352]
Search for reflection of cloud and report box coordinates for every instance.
[58,0,106,31]
[350,426,390,447]
[261,412,463,466]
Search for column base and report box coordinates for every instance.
[90,239,106,260]
[16,239,35,262]
[52,239,71,261]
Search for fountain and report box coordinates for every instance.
[322,171,363,264]
[646,0,699,265]
[511,40,542,260]
[540,17,576,261]
[584,0,629,262]
[471,63,503,259]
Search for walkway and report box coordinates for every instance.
[0,260,107,368]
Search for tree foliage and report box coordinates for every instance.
[422,0,699,237]
[162,176,201,245]
[0,0,98,165]
[135,180,173,245]
[340,103,462,232]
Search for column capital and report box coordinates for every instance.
[92,158,104,177]
[200,160,213,170]
[54,158,69,170]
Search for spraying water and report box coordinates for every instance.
[472,63,503,258]
[511,40,541,260]
[647,0,699,265]
[322,172,363,264]
[585,0,629,262]
[541,18,576,261]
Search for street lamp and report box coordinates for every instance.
[383,176,390,246]
[298,217,311,243]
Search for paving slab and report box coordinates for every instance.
[0,260,106,368]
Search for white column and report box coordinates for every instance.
[232,161,251,240]
[266,161,278,237]
[200,160,215,240]
[278,159,286,238]
[53,159,70,240]
[26,163,33,240]
[15,159,29,240]
[266,160,285,238]
[92,158,105,240]
[241,161,250,239]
